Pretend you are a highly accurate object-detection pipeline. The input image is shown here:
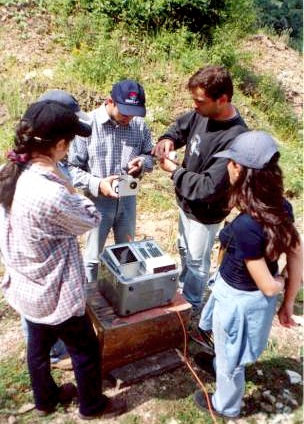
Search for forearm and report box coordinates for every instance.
[68,165,101,197]
[282,241,303,305]
[245,258,285,297]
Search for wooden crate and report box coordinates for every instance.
[87,290,192,376]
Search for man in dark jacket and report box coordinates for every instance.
[152,65,248,311]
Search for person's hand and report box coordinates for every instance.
[152,138,174,160]
[159,157,178,173]
[278,301,297,328]
[127,157,143,176]
[99,175,119,198]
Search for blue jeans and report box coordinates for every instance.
[26,313,106,415]
[178,208,220,308]
[84,195,136,283]
[21,316,67,362]
[199,273,277,417]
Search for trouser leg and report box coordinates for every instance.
[212,303,245,417]
[178,208,220,308]
[26,319,59,410]
[58,313,106,416]
[113,196,136,243]
[84,197,116,283]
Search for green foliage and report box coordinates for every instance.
[0,357,30,409]
[230,66,302,196]
[254,0,303,47]
[40,0,256,41]
[89,0,226,35]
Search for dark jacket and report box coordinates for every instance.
[159,110,248,224]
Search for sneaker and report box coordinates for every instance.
[193,390,239,420]
[50,352,70,364]
[78,396,127,420]
[189,328,215,354]
[193,351,216,377]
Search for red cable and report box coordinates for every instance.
[176,310,218,424]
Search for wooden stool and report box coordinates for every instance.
[87,290,192,385]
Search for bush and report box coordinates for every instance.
[254,0,303,47]
[90,0,227,35]
[41,0,256,40]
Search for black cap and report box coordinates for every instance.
[111,79,146,117]
[37,89,92,137]
[22,100,91,141]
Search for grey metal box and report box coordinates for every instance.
[98,240,179,316]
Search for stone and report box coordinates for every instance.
[285,369,302,384]
[262,390,276,404]
[17,403,35,414]
[261,401,273,413]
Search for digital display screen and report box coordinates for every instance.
[111,246,138,264]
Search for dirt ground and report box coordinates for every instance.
[0,3,303,424]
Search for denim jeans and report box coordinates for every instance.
[21,316,67,362]
[199,273,277,417]
[178,208,220,308]
[26,313,106,415]
[84,195,136,283]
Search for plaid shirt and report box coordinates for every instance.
[67,103,154,197]
[0,164,101,325]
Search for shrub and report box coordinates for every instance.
[254,0,303,48]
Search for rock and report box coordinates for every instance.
[8,417,17,424]
[282,388,291,397]
[275,402,284,410]
[292,315,304,326]
[42,68,54,79]
[256,369,264,376]
[283,406,292,414]
[285,369,302,384]
[262,390,276,404]
[287,397,299,407]
[261,401,273,413]
[17,403,35,414]
[24,70,37,81]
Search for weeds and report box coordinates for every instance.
[0,356,31,410]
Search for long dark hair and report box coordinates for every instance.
[0,119,73,210]
[229,152,300,260]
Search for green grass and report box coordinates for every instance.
[0,356,31,411]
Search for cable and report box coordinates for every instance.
[175,310,218,424]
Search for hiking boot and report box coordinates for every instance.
[193,351,216,377]
[78,396,127,420]
[193,390,239,420]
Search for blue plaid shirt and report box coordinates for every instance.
[67,103,154,197]
[0,164,101,325]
